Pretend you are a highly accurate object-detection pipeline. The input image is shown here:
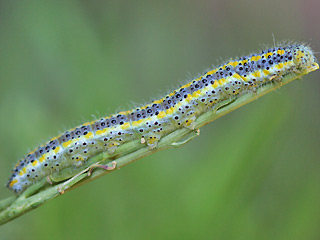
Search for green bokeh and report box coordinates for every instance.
[0,0,319,239]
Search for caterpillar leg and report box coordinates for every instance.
[73,155,88,167]
[88,161,117,176]
[46,176,53,185]
[57,161,117,194]
[141,133,161,149]
[106,141,120,154]
[171,129,200,148]
[173,115,197,130]
[270,74,283,87]
[183,115,197,130]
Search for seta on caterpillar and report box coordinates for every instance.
[7,43,319,194]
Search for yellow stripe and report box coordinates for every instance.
[153,98,163,104]
[231,61,238,67]
[39,155,45,162]
[233,73,241,80]
[206,69,217,75]
[241,59,248,65]
[9,179,18,187]
[132,119,143,126]
[157,111,166,119]
[263,69,270,75]
[18,167,26,176]
[62,140,72,148]
[32,160,38,166]
[54,146,60,154]
[84,132,94,139]
[253,71,261,78]
[192,90,201,98]
[266,52,273,58]
[166,107,174,115]
[82,121,95,126]
[95,130,103,135]
[218,78,226,85]
[212,80,220,88]
[276,63,284,69]
[119,110,131,115]
[169,92,176,97]
[121,122,130,130]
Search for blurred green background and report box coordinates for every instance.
[0,0,319,239]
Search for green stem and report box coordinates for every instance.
[0,70,313,226]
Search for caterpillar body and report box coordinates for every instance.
[7,43,319,194]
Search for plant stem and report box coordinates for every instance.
[0,70,313,226]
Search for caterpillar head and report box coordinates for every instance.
[293,45,319,73]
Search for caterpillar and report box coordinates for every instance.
[7,43,319,194]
